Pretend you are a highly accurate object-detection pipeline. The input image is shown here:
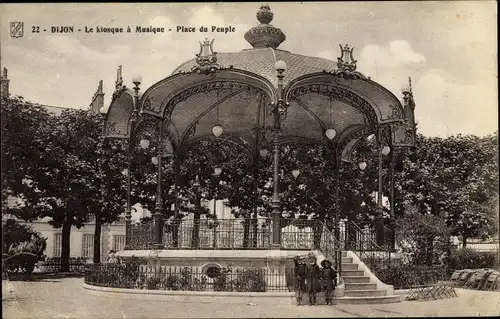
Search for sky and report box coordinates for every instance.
[1,2,497,137]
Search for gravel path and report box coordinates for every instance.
[3,278,499,318]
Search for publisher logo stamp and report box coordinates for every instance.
[10,22,24,38]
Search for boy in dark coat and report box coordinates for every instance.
[304,254,321,305]
[293,255,306,305]
[320,259,337,305]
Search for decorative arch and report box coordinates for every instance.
[284,72,405,125]
[138,68,277,119]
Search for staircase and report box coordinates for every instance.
[297,251,400,305]
[339,251,400,304]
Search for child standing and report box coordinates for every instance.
[305,254,321,306]
[320,259,337,305]
[293,255,306,306]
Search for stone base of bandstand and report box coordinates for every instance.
[117,249,306,291]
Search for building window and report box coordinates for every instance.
[82,234,94,258]
[53,233,62,257]
[113,235,126,252]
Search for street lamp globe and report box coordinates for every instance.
[358,161,367,171]
[151,156,158,165]
[140,139,150,149]
[275,60,287,72]
[401,84,411,94]
[132,74,142,86]
[381,145,391,156]
[259,148,269,158]
[214,167,222,176]
[325,128,336,140]
[212,125,223,137]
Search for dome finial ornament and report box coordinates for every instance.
[244,4,286,49]
[257,4,274,24]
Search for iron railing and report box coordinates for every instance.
[128,221,155,250]
[84,263,295,292]
[127,218,343,251]
[163,218,271,249]
[346,221,393,276]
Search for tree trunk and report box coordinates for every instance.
[93,216,102,264]
[60,217,72,272]
[242,217,250,248]
[426,236,434,266]
[462,235,467,248]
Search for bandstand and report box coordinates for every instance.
[100,4,416,303]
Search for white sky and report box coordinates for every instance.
[1,2,497,137]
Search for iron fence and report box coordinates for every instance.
[163,218,271,249]
[128,222,155,250]
[39,257,87,273]
[84,263,295,292]
[126,218,341,251]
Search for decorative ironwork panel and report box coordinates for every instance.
[128,222,155,250]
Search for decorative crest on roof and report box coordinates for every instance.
[402,77,415,111]
[190,38,229,75]
[244,4,286,49]
[115,65,123,90]
[337,44,357,72]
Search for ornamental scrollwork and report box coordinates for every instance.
[164,81,262,119]
[107,121,118,134]
[380,104,401,121]
[288,84,377,125]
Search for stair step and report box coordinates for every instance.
[341,257,353,263]
[345,283,377,290]
[342,276,371,283]
[334,295,400,305]
[344,289,387,297]
[296,292,399,305]
[341,270,364,277]
[340,263,358,270]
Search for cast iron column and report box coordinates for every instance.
[388,149,396,250]
[153,118,164,249]
[375,128,385,247]
[270,62,286,249]
[334,152,342,277]
[270,112,281,249]
[125,80,141,250]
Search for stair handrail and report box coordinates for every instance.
[348,221,392,277]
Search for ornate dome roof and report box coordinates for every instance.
[104,4,416,159]
[172,4,337,87]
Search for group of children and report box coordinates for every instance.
[293,253,337,306]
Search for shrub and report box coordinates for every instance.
[233,268,266,292]
[377,265,447,289]
[448,248,497,272]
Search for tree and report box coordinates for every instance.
[77,119,127,263]
[1,95,51,209]
[394,133,499,246]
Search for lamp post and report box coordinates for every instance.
[124,74,142,250]
[153,120,167,250]
[356,132,391,247]
[271,60,287,249]
[375,130,390,247]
